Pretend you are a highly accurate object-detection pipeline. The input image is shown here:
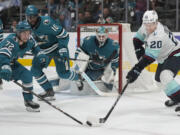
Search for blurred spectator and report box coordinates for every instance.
[110,0,125,21]
[150,0,156,10]
[97,14,106,24]
[56,0,68,13]
[68,0,83,10]
[9,19,17,32]
[45,0,57,16]
[135,0,147,27]
[93,3,102,22]
[103,7,112,21]
[56,11,72,31]
[83,10,95,24]
[78,12,84,24]
[0,0,20,12]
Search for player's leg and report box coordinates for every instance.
[159,56,180,107]
[54,56,84,90]
[31,56,55,100]
[12,62,40,112]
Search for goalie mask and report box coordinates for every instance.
[96,26,108,47]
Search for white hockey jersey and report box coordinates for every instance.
[134,22,180,64]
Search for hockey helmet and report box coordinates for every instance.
[142,10,158,24]
[16,21,31,45]
[25,5,38,16]
[16,21,31,33]
[96,26,108,47]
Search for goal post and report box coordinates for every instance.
[77,23,123,93]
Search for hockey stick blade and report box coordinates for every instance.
[98,80,130,124]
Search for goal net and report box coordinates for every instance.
[77,23,157,94]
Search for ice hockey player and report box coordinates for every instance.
[25,5,83,100]
[126,10,180,113]
[75,26,119,90]
[0,18,3,89]
[0,21,49,112]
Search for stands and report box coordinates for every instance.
[0,0,180,32]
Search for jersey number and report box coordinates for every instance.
[169,32,178,46]
[51,24,59,32]
[5,41,14,51]
[150,41,162,48]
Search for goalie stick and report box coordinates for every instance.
[86,80,130,126]
[74,65,117,96]
[13,81,88,126]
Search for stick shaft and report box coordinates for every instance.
[25,53,89,62]
[14,81,83,125]
[100,80,130,123]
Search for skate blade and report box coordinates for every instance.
[26,107,40,112]
[38,96,56,101]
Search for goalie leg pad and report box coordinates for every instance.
[75,48,89,73]
[85,68,104,81]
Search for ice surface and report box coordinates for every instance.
[0,67,180,135]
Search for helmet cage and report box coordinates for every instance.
[96,27,108,47]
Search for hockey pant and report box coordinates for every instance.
[31,49,79,92]
[11,62,33,101]
[155,56,180,102]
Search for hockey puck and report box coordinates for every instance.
[86,121,92,126]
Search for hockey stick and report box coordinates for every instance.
[86,80,130,126]
[24,53,89,62]
[14,81,86,126]
[74,64,117,96]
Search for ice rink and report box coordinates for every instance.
[0,67,180,135]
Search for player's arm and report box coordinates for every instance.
[110,42,119,72]
[45,17,69,48]
[74,37,90,72]
[126,55,155,83]
[0,39,15,81]
[126,35,163,83]
[133,26,146,60]
[45,17,70,60]
[30,36,49,68]
[29,35,41,55]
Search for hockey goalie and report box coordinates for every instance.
[74,26,119,95]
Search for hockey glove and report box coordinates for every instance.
[58,48,69,60]
[126,66,141,83]
[0,65,12,81]
[36,52,49,68]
